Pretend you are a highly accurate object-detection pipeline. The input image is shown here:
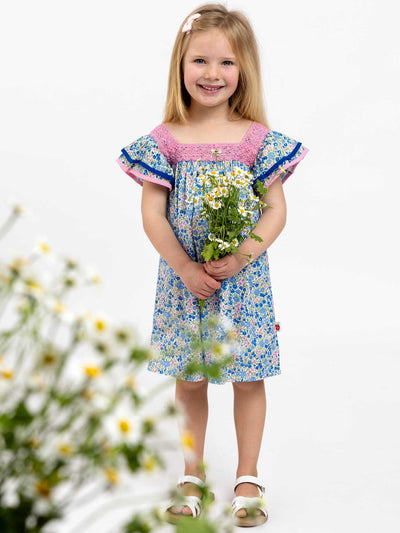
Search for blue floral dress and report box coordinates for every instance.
[117,121,308,383]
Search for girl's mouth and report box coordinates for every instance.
[198,84,224,93]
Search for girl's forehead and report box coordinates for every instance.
[185,28,236,57]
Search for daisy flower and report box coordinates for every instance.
[238,205,249,217]
[210,200,222,210]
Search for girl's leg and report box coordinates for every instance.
[232,379,266,518]
[170,377,209,515]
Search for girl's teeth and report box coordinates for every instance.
[201,85,221,91]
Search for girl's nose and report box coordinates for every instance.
[204,63,220,80]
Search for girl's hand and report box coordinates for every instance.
[180,261,221,299]
[204,254,248,281]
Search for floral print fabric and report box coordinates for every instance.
[116,122,309,383]
[117,135,174,190]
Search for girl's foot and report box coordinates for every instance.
[234,482,264,519]
[232,475,268,527]
[169,479,204,516]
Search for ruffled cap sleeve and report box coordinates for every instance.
[252,130,309,187]
[116,134,174,190]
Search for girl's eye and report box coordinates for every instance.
[222,60,234,66]
[194,58,205,64]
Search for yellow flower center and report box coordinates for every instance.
[95,319,107,332]
[125,375,136,389]
[81,387,94,400]
[105,467,119,484]
[43,352,56,364]
[53,301,66,314]
[39,242,51,254]
[25,280,43,293]
[84,365,101,379]
[29,437,41,448]
[35,480,51,498]
[143,456,157,471]
[181,431,195,450]
[58,443,74,455]
[118,419,131,433]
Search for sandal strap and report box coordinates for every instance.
[179,495,202,517]
[234,475,265,494]
[166,495,202,517]
[177,475,206,488]
[165,477,207,520]
[232,495,268,517]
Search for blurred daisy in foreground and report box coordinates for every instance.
[181,430,195,454]
[84,266,101,285]
[83,364,102,380]
[93,314,109,334]
[35,239,52,256]
[104,467,119,485]
[42,296,74,324]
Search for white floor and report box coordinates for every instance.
[54,335,400,533]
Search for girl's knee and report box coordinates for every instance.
[232,379,264,392]
[176,378,209,392]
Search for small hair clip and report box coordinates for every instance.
[182,13,201,34]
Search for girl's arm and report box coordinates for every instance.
[204,178,287,280]
[141,181,221,299]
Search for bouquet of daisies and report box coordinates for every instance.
[198,149,270,263]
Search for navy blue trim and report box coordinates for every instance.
[121,148,174,183]
[256,142,302,182]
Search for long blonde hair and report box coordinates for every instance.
[163,3,269,127]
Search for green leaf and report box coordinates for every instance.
[177,516,217,533]
[123,513,152,533]
[141,418,155,435]
[256,180,268,197]
[250,232,263,243]
[120,442,145,472]
[202,243,216,262]
[129,348,149,363]
[14,400,34,425]
[206,364,222,379]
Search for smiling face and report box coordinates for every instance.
[182,28,240,114]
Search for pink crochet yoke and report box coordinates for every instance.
[150,122,270,166]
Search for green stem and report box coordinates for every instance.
[35,339,78,421]
[0,294,8,319]
[55,464,92,511]
[0,212,19,241]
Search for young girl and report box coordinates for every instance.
[117,4,308,527]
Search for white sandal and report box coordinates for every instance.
[164,475,213,524]
[232,475,268,527]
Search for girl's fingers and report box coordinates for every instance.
[197,291,213,299]
[205,277,221,290]
[206,266,223,277]
[208,270,227,280]
[208,260,226,269]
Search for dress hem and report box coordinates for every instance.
[146,365,281,384]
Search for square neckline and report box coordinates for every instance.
[160,121,257,146]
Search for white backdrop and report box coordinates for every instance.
[1,1,399,531]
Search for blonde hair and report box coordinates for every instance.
[163,3,269,127]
